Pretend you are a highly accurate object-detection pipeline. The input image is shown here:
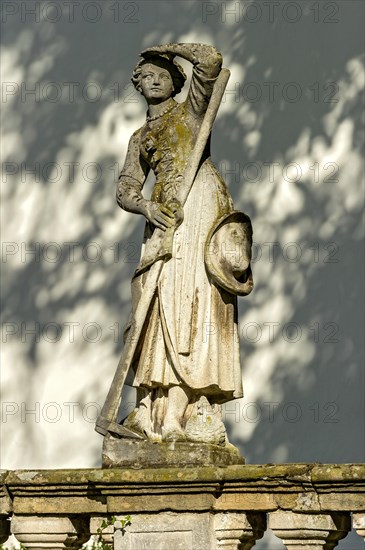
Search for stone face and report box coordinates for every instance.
[102,434,244,469]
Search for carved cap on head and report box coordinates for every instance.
[131,53,187,97]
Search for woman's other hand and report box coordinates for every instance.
[144,201,175,231]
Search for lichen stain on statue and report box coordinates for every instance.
[95,43,253,467]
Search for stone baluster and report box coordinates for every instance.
[11,515,90,549]
[214,512,266,549]
[0,516,10,544]
[269,511,350,549]
[352,513,365,540]
[1,472,11,545]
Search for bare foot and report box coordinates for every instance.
[162,420,186,442]
[123,407,161,441]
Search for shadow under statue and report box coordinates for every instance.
[95,43,254,468]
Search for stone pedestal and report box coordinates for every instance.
[112,511,265,550]
[102,434,244,468]
[114,512,213,550]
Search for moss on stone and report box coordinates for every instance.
[4,463,364,487]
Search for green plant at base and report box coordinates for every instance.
[0,516,132,550]
[91,515,132,549]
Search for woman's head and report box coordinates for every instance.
[132,55,186,100]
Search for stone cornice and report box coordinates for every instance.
[1,463,364,515]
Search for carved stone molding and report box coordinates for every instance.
[0,465,362,549]
[0,516,10,544]
[11,515,90,549]
[352,513,365,540]
[214,512,266,549]
[269,511,351,550]
[0,470,11,544]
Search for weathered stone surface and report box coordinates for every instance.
[5,463,364,488]
[3,464,364,519]
[215,491,293,511]
[352,512,365,539]
[0,471,12,543]
[1,465,364,548]
[0,516,10,545]
[214,512,266,549]
[102,434,244,468]
[96,43,254,454]
[11,515,90,549]
[113,511,266,550]
[269,511,351,550]
[114,512,213,550]
[12,496,107,515]
[6,461,362,486]
[311,464,365,482]
[90,516,114,543]
[318,492,365,511]
[107,491,216,513]
[0,470,11,516]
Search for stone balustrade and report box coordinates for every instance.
[0,464,364,549]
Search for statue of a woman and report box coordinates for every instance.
[100,43,253,445]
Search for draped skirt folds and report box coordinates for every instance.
[126,160,243,404]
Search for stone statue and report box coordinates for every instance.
[96,44,253,460]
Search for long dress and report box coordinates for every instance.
[117,52,243,412]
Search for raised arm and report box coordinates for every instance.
[141,43,223,116]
